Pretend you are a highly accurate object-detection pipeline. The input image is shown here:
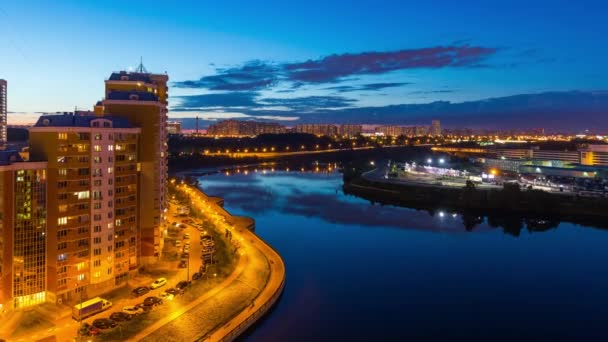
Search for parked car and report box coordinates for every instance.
[165,288,184,296]
[176,280,191,290]
[131,286,150,297]
[175,240,181,247]
[79,323,101,336]
[109,311,132,322]
[150,277,167,289]
[143,296,163,307]
[134,303,152,312]
[123,305,144,316]
[192,272,202,281]
[92,318,117,329]
[183,233,190,240]
[159,291,175,301]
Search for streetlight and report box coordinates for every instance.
[427,158,432,164]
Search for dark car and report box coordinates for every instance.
[79,323,101,336]
[109,311,132,322]
[92,318,117,329]
[132,286,150,297]
[134,303,152,312]
[192,272,202,281]
[143,296,163,307]
[165,287,184,296]
[176,280,191,290]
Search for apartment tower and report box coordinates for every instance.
[29,114,140,303]
[99,67,168,263]
[0,80,7,149]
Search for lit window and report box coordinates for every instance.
[107,167,113,174]
[58,217,68,225]
[76,191,90,199]
[108,145,114,151]
[58,133,68,140]
[77,274,85,281]
[58,168,67,176]
[94,145,101,152]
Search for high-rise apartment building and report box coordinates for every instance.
[295,124,337,136]
[338,124,363,137]
[28,114,140,303]
[431,120,442,136]
[0,80,7,150]
[167,121,182,135]
[0,150,47,309]
[99,70,168,263]
[207,120,286,136]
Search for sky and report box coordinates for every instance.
[1,0,607,131]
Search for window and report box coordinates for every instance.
[58,253,67,261]
[108,145,114,151]
[77,274,85,281]
[94,260,101,267]
[58,204,68,212]
[107,167,113,174]
[58,133,68,140]
[94,225,101,233]
[94,248,101,256]
[94,145,101,152]
[94,134,102,140]
[94,157,101,163]
[76,191,90,199]
[58,168,67,176]
[94,214,101,221]
[94,180,102,186]
[58,217,68,225]
[94,237,101,244]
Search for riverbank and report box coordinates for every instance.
[147,183,286,342]
[344,168,608,229]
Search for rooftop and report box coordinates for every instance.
[106,90,159,102]
[0,150,24,166]
[108,71,153,83]
[33,113,133,128]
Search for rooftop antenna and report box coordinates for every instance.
[136,57,148,73]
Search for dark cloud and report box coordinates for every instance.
[174,92,259,108]
[259,96,357,110]
[325,82,410,92]
[173,61,279,91]
[409,89,456,95]
[174,45,498,91]
[284,46,498,83]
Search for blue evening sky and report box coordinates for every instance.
[1,0,607,128]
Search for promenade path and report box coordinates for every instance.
[134,184,285,342]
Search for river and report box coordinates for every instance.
[196,166,608,341]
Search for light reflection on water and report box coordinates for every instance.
[196,169,608,342]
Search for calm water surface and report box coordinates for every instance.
[197,169,608,341]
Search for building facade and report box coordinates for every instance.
[338,124,363,137]
[0,150,47,310]
[100,70,168,263]
[207,120,286,136]
[295,124,337,136]
[430,120,441,136]
[0,80,7,150]
[29,114,140,304]
[167,121,182,135]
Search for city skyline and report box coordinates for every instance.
[1,1,608,131]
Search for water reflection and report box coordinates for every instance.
[193,167,571,237]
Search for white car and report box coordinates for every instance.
[159,291,175,301]
[123,305,144,316]
[150,277,167,289]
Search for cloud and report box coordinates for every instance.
[409,89,456,95]
[173,60,279,91]
[259,96,357,110]
[174,92,259,108]
[173,45,498,91]
[325,82,411,92]
[284,45,498,83]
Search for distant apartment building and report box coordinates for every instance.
[207,119,286,136]
[0,151,47,310]
[295,124,337,136]
[430,120,442,136]
[338,124,362,137]
[0,79,7,150]
[375,125,415,137]
[28,114,141,304]
[167,121,182,135]
[99,69,168,263]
